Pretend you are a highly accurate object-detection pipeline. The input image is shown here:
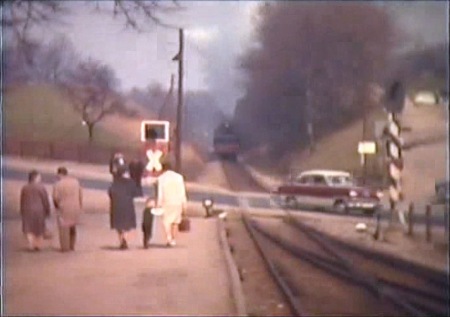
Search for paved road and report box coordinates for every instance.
[3,167,239,208]
[3,167,446,226]
[3,213,236,316]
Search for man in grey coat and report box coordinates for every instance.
[52,167,83,252]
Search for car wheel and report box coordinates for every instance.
[333,200,348,214]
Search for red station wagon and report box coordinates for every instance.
[277,170,383,214]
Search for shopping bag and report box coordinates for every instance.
[151,207,164,216]
[178,216,190,232]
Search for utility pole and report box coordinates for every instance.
[172,28,184,173]
[362,99,368,185]
[158,74,175,120]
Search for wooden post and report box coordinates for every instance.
[407,202,414,236]
[174,28,184,174]
[425,204,432,242]
[445,207,449,237]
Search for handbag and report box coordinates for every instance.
[151,207,164,216]
[178,216,190,232]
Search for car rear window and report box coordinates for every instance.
[329,175,353,186]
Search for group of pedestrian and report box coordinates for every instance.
[20,167,83,252]
[108,153,187,249]
[20,154,188,252]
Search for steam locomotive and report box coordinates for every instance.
[213,122,240,161]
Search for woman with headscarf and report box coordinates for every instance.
[108,168,140,249]
[109,152,127,180]
[20,170,51,251]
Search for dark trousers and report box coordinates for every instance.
[142,208,154,248]
[59,225,76,252]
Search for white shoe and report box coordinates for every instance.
[168,240,176,247]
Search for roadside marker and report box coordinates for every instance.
[384,112,405,224]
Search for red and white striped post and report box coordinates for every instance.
[384,112,405,224]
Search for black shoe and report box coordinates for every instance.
[120,240,128,250]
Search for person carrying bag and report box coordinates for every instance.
[142,199,156,248]
[178,215,190,232]
[156,160,188,247]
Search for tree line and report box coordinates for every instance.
[233,2,399,158]
[4,35,131,142]
[2,0,180,143]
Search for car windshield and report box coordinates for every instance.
[328,175,354,186]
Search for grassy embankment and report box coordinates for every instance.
[286,109,387,180]
[246,98,447,205]
[3,84,141,148]
[3,84,205,180]
[246,107,388,183]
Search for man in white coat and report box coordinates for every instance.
[156,160,187,246]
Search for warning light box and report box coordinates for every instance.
[140,120,170,142]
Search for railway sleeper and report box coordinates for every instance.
[249,217,431,317]
[242,214,308,317]
[380,277,449,303]
[385,285,449,317]
[250,219,382,291]
[286,213,449,289]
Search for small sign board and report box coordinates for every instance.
[358,141,377,154]
[140,120,170,142]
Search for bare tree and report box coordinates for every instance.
[3,34,79,86]
[3,38,42,84]
[62,59,124,143]
[2,0,181,43]
[38,35,79,84]
[110,0,181,31]
[2,0,68,45]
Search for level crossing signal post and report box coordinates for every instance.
[140,120,171,182]
[383,81,406,226]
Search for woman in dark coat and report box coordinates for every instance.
[20,170,51,251]
[128,158,145,196]
[108,170,139,249]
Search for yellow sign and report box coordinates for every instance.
[358,141,377,154]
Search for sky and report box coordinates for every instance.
[5,1,448,115]
[34,1,260,114]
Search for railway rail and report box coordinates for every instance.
[220,160,267,193]
[220,160,449,316]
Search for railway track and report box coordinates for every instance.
[219,160,449,316]
[244,214,449,316]
[220,160,267,193]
